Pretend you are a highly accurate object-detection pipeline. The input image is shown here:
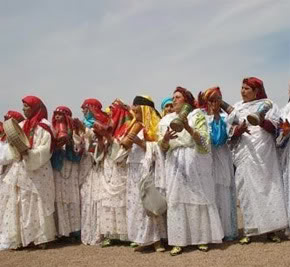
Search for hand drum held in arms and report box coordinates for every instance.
[220,100,234,115]
[120,122,144,150]
[3,118,30,153]
[247,100,273,126]
[170,103,193,132]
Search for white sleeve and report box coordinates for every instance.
[0,142,15,165]
[22,128,52,171]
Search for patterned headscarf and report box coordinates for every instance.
[52,106,73,137]
[110,99,133,139]
[174,86,196,109]
[81,98,110,128]
[242,77,267,100]
[22,96,54,150]
[199,86,222,112]
[4,111,25,123]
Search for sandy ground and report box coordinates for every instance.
[1,211,290,267]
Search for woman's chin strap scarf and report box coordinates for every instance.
[22,96,54,151]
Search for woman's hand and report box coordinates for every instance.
[163,127,178,142]
[133,136,146,151]
[234,120,251,136]
[160,127,177,152]
[280,119,290,136]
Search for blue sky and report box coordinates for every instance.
[0,0,289,119]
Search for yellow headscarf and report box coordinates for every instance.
[126,96,160,142]
[140,96,160,142]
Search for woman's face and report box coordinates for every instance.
[164,103,173,115]
[130,105,142,122]
[82,107,89,118]
[207,96,221,115]
[173,92,186,113]
[241,83,257,102]
[22,103,33,119]
[54,112,65,122]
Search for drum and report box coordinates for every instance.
[170,103,193,132]
[120,122,143,149]
[247,100,273,126]
[3,118,29,153]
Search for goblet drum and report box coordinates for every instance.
[120,122,143,149]
[247,100,273,126]
[170,103,193,132]
[220,100,234,115]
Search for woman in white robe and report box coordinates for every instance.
[0,96,56,250]
[51,106,82,240]
[276,86,290,237]
[126,96,167,252]
[79,98,109,245]
[228,77,287,244]
[99,100,132,246]
[158,87,224,256]
[202,87,238,241]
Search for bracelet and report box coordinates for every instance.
[160,140,170,151]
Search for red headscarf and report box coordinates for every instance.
[174,86,196,109]
[4,111,25,123]
[243,77,267,100]
[22,96,54,150]
[110,99,133,139]
[1,111,25,142]
[81,98,110,125]
[52,106,73,135]
[0,121,4,142]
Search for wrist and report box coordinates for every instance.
[161,139,170,151]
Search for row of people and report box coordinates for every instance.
[0,77,290,256]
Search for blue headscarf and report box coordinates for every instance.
[161,97,173,110]
[210,116,228,147]
[83,111,96,128]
